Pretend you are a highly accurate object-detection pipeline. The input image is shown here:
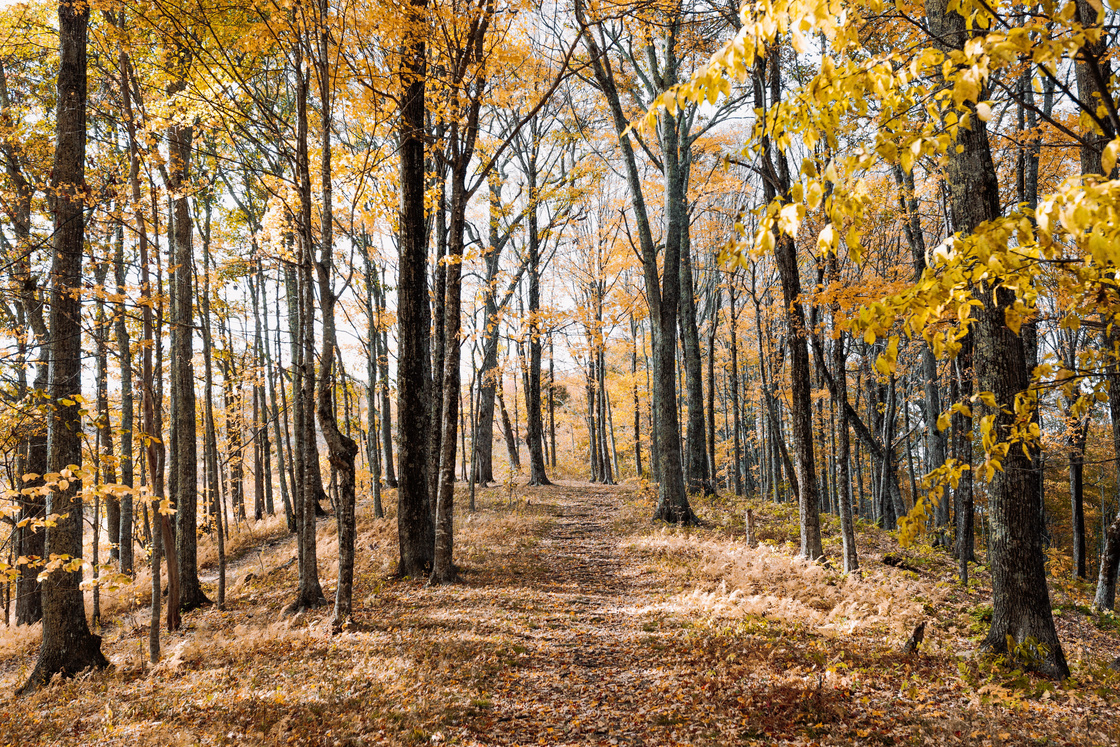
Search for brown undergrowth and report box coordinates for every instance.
[0,482,1116,746]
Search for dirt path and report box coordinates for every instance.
[457,484,690,746]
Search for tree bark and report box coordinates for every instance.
[755,51,822,558]
[926,0,1068,678]
[728,276,743,496]
[19,1,108,691]
[167,90,208,613]
[313,19,360,625]
[578,3,695,524]
[524,126,550,486]
[286,41,327,613]
[396,0,435,576]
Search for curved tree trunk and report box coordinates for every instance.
[286,41,327,613]
[314,22,359,625]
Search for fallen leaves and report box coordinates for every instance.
[0,482,1116,745]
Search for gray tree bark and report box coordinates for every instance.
[19,2,108,690]
[926,0,1068,678]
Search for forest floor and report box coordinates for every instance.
[0,480,1118,746]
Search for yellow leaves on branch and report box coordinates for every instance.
[641,0,1120,506]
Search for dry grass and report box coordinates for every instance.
[0,481,1117,746]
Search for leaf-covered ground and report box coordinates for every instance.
[0,482,1118,745]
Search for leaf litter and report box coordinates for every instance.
[0,482,1116,746]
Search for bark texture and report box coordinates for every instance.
[926,0,1067,678]
[20,2,108,692]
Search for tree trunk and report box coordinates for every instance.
[524,134,550,486]
[678,186,709,495]
[498,390,521,472]
[264,271,296,532]
[113,205,134,576]
[926,0,1068,678]
[706,294,719,489]
[1069,416,1089,579]
[429,174,448,516]
[362,245,385,519]
[631,315,643,478]
[396,0,434,576]
[578,5,695,524]
[286,42,327,613]
[895,166,949,533]
[313,22,360,625]
[378,269,397,489]
[19,2,108,690]
[167,99,208,613]
[728,277,743,496]
[1098,332,1120,611]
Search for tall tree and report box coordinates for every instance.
[166,47,208,613]
[19,0,108,692]
[312,0,360,625]
[396,0,435,577]
[577,0,697,524]
[924,0,1067,677]
[754,50,823,559]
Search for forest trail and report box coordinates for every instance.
[468,485,676,744]
[1,482,1118,746]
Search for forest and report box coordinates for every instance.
[0,0,1119,743]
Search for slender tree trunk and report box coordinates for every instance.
[728,277,743,496]
[1069,415,1089,579]
[363,245,385,519]
[313,21,359,624]
[525,137,550,486]
[755,51,822,558]
[549,338,557,469]
[264,271,295,532]
[498,389,521,472]
[167,95,208,613]
[631,315,643,478]
[200,196,228,609]
[429,174,448,515]
[1098,328,1120,610]
[378,269,397,489]
[678,187,709,495]
[287,39,327,612]
[578,5,695,523]
[95,259,119,567]
[706,294,719,489]
[113,216,135,576]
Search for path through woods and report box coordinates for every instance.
[1,482,1118,745]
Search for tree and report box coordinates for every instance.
[650,0,1096,677]
[165,34,209,614]
[576,0,697,524]
[396,0,435,578]
[19,0,108,692]
[312,0,360,625]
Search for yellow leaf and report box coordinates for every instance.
[1103,137,1120,174]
